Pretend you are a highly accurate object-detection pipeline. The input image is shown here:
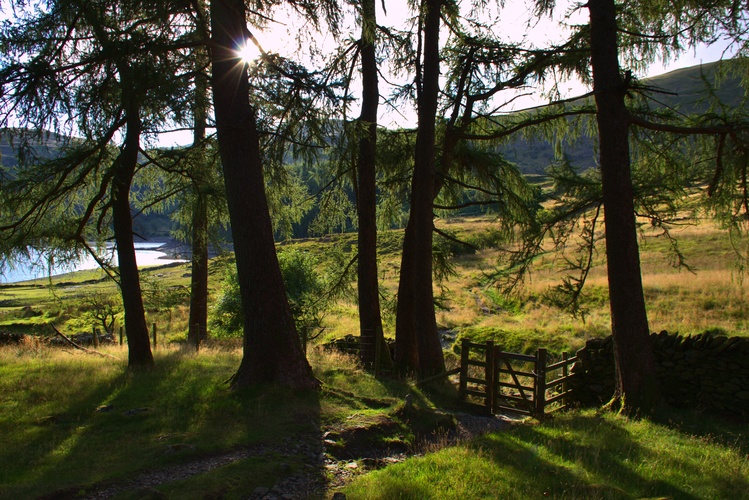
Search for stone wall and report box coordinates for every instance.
[570,331,749,418]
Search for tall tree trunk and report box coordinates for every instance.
[589,0,660,412]
[188,70,209,345]
[210,0,318,390]
[188,191,209,343]
[356,0,386,367]
[111,108,153,368]
[395,221,419,372]
[395,0,446,378]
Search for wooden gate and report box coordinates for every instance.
[458,339,576,417]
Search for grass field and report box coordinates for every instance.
[2,215,749,354]
[0,343,746,498]
[342,408,749,499]
[2,215,749,497]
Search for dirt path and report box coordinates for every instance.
[83,413,513,499]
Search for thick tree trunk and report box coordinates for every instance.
[188,192,209,344]
[356,0,386,367]
[210,0,318,390]
[395,0,446,378]
[395,219,419,372]
[589,0,660,412]
[188,71,209,345]
[111,109,153,368]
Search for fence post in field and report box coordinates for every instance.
[492,344,501,415]
[562,351,569,408]
[92,326,99,348]
[535,348,547,416]
[459,339,470,401]
[152,323,157,349]
[485,340,495,415]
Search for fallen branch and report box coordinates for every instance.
[51,325,117,359]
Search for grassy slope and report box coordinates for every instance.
[502,59,745,175]
[0,344,746,499]
[343,409,749,499]
[2,216,747,498]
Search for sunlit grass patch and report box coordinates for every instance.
[343,410,749,499]
[0,346,302,498]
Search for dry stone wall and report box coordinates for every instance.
[570,331,749,418]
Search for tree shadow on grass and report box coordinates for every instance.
[0,350,262,498]
[650,405,749,455]
[0,356,130,498]
[471,412,744,499]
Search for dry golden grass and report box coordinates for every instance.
[3,214,748,350]
[319,215,749,352]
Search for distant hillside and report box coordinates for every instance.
[0,129,174,240]
[2,61,745,239]
[502,60,747,174]
[644,61,745,111]
[0,129,67,169]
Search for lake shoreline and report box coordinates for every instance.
[0,240,192,285]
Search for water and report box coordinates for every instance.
[0,242,187,284]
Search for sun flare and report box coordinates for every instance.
[236,39,262,64]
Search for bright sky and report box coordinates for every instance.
[215,0,738,135]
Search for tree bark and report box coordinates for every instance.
[356,0,386,367]
[188,191,209,344]
[210,0,318,390]
[111,107,154,368]
[395,0,446,378]
[588,0,660,412]
[395,217,420,372]
[188,69,209,345]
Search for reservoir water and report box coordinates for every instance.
[0,243,187,284]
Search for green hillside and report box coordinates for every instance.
[502,59,747,174]
[0,128,66,169]
[645,61,745,111]
[1,61,745,238]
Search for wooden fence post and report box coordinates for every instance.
[562,352,569,408]
[535,348,547,416]
[152,323,157,349]
[492,345,501,415]
[92,326,99,348]
[485,340,495,415]
[459,339,470,401]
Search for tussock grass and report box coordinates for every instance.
[4,215,749,348]
[437,216,749,345]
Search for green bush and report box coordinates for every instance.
[210,248,328,339]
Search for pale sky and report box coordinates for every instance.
[219,0,738,134]
[159,1,740,145]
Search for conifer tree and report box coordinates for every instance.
[0,0,197,368]
[520,0,749,412]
